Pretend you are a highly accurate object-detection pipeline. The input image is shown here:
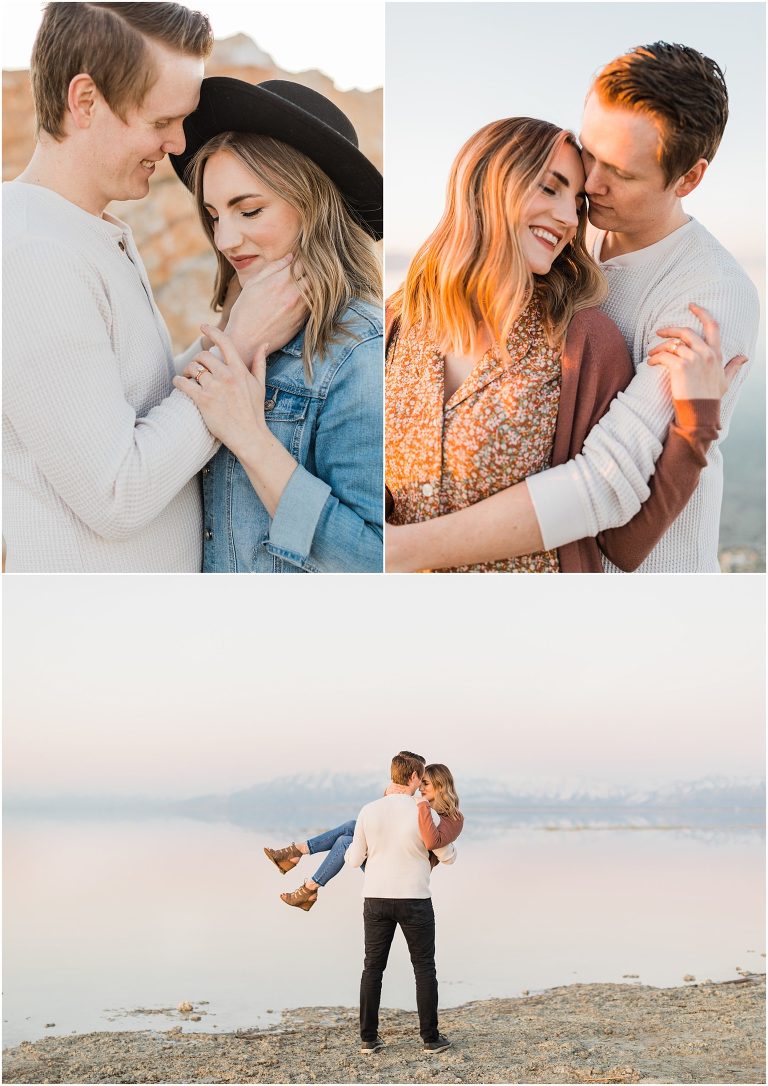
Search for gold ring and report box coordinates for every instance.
[194,364,206,385]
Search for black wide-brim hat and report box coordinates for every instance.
[170,77,383,241]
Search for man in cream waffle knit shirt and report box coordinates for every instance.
[345,752,456,1055]
[386,42,759,574]
[3,3,303,572]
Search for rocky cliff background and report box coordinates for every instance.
[3,34,382,352]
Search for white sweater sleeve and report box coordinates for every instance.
[344,812,368,868]
[433,842,457,865]
[526,274,760,549]
[3,240,218,542]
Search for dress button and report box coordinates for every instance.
[422,483,434,497]
[204,529,213,541]
[264,398,276,412]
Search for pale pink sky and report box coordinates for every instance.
[4,576,764,798]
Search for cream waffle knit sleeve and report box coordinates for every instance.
[4,240,217,542]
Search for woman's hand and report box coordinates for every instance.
[174,325,299,518]
[225,253,308,364]
[201,274,243,350]
[174,324,268,457]
[648,303,747,399]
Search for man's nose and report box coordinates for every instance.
[584,163,608,195]
[161,120,187,157]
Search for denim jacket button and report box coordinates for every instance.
[204,529,213,541]
[421,483,434,497]
[264,398,276,412]
[202,467,210,476]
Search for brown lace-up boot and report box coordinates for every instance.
[263,843,302,875]
[280,883,318,912]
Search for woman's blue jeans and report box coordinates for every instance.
[307,820,356,887]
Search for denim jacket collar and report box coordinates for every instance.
[271,323,306,360]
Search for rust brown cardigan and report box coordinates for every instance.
[554,308,720,572]
[384,306,720,572]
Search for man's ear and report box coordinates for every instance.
[674,158,708,198]
[67,74,98,130]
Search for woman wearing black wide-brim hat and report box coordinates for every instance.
[171,78,383,573]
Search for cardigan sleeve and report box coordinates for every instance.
[417,802,464,850]
[598,399,721,571]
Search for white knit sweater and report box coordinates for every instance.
[3,182,218,572]
[345,794,456,898]
[526,218,760,572]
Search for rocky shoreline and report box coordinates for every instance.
[3,975,764,1084]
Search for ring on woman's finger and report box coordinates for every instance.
[194,364,206,385]
[669,339,682,355]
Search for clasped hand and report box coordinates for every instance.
[174,325,269,459]
[648,302,747,398]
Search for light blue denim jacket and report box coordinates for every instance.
[202,298,383,572]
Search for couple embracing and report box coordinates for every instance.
[265,752,463,1054]
[386,40,759,573]
[4,2,383,573]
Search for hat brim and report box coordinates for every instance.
[170,77,383,240]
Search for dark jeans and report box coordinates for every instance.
[360,897,438,1043]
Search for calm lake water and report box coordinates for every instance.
[3,817,764,1048]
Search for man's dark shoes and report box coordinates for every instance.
[360,1036,384,1054]
[424,1034,452,1053]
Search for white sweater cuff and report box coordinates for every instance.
[526,463,594,550]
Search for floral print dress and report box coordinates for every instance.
[386,295,561,572]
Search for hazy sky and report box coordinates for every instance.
[385,2,765,282]
[1,1,383,91]
[4,576,764,799]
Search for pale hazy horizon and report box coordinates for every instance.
[4,576,764,800]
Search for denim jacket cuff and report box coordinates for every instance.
[267,464,332,565]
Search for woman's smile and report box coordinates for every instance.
[519,140,584,274]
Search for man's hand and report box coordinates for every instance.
[224,253,308,364]
[648,302,747,399]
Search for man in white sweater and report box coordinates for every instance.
[386,42,760,573]
[345,751,455,1055]
[3,3,304,571]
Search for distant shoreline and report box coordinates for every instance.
[4,975,764,1084]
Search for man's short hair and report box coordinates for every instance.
[391,750,426,785]
[592,41,729,185]
[31,2,214,140]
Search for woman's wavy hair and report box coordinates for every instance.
[389,117,606,356]
[190,132,382,383]
[424,763,461,820]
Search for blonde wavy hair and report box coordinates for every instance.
[424,763,461,820]
[389,117,607,357]
[190,132,382,383]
